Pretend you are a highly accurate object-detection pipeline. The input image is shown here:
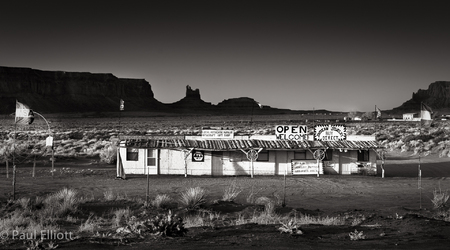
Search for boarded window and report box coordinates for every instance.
[357,150,370,162]
[126,148,138,161]
[147,149,156,166]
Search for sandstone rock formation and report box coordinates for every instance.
[0,66,165,113]
[0,66,330,115]
[167,85,214,113]
[393,81,450,112]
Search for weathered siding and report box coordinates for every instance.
[119,147,377,176]
[119,147,144,174]
[324,150,377,175]
[159,149,185,175]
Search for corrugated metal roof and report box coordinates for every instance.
[123,139,380,150]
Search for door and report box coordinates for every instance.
[211,151,223,176]
[146,149,158,175]
[339,151,352,175]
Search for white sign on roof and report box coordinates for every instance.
[275,125,308,140]
[314,125,346,141]
[201,129,234,139]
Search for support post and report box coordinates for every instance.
[32,155,36,178]
[12,122,16,200]
[183,148,194,178]
[241,148,262,178]
[146,165,150,207]
[34,112,53,177]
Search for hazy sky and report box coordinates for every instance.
[1,1,450,112]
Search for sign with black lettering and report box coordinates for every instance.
[192,150,204,162]
[314,125,346,141]
[201,130,234,139]
[291,160,319,175]
[275,125,308,140]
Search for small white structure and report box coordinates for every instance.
[402,113,421,121]
[117,134,380,177]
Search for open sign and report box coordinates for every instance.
[275,125,308,140]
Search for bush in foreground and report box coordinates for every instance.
[179,187,206,210]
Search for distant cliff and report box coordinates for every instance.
[393,81,450,112]
[0,66,165,113]
[0,66,331,115]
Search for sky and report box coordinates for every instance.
[1,1,450,112]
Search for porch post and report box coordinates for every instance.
[241,148,262,178]
[183,148,194,178]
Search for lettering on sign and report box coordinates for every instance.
[275,125,308,140]
[291,160,319,175]
[192,150,204,162]
[314,125,346,141]
[201,130,234,139]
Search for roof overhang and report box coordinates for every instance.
[120,138,380,151]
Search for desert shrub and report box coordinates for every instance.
[112,207,131,228]
[245,186,263,204]
[183,210,221,228]
[255,196,275,215]
[439,148,450,158]
[103,189,116,201]
[222,179,243,202]
[151,194,173,209]
[78,213,101,233]
[16,197,31,210]
[42,188,80,217]
[294,213,345,226]
[147,210,187,237]
[431,188,449,209]
[404,134,434,144]
[278,219,303,235]
[179,187,206,210]
[99,143,117,164]
[349,229,366,240]
[68,131,84,140]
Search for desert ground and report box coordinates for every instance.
[1,115,450,249]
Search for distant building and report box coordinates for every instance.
[403,113,415,120]
[402,113,421,121]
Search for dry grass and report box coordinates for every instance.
[111,207,131,228]
[222,178,243,202]
[431,187,449,209]
[151,194,173,209]
[179,187,206,210]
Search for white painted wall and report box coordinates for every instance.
[119,147,158,175]
[119,147,377,176]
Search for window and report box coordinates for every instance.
[229,151,246,162]
[147,149,156,166]
[126,148,138,161]
[256,150,269,161]
[357,150,370,162]
[294,151,306,159]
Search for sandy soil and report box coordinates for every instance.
[1,151,450,249]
